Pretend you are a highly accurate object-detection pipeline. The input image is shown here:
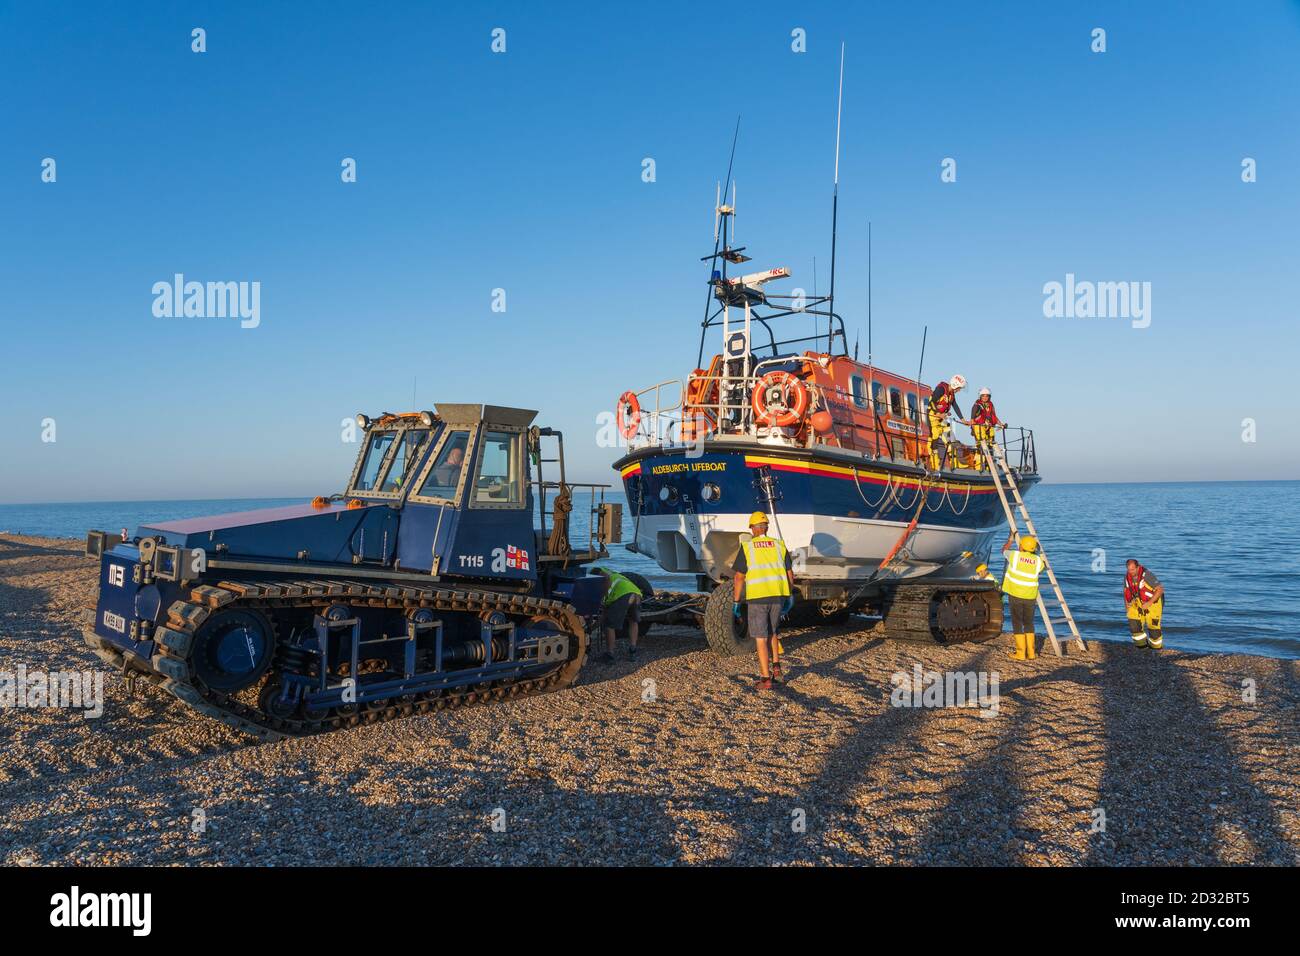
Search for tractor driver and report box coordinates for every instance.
[427,439,467,495]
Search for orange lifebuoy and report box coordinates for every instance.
[752,371,810,428]
[616,391,641,440]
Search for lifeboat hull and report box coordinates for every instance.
[613,442,1037,585]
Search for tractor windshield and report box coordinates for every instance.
[380,429,429,492]
[352,428,431,494]
[354,431,396,491]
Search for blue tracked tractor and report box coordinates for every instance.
[81,404,621,740]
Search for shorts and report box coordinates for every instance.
[603,593,639,631]
[747,599,782,639]
[1009,595,1036,633]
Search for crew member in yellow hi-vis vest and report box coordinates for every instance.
[731,511,795,692]
[1001,534,1044,660]
[592,567,645,664]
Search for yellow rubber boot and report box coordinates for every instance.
[1024,632,1036,659]
[1009,633,1026,660]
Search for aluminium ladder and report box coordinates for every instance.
[982,440,1087,656]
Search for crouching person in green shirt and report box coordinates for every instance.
[592,567,645,664]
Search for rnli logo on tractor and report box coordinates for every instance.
[490,545,530,572]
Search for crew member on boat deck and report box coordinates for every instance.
[969,387,1004,472]
[974,562,995,582]
[1124,560,1165,650]
[592,567,644,663]
[927,374,968,471]
[732,511,795,692]
[1001,534,1044,660]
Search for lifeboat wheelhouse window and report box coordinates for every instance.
[889,388,904,418]
[850,376,868,408]
[872,382,886,415]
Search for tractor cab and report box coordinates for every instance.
[346,404,619,581]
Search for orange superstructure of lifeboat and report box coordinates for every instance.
[680,354,722,443]
[679,351,979,466]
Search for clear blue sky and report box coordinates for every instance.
[2,0,1297,503]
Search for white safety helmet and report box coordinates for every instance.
[949,374,967,390]
[979,387,990,396]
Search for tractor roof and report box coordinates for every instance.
[434,403,538,427]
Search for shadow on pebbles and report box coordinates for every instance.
[1,534,1296,866]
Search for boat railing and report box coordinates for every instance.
[626,367,1038,476]
[626,379,685,449]
[628,361,794,449]
[630,363,928,460]
[998,426,1037,475]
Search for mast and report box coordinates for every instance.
[866,220,876,450]
[697,117,740,369]
[828,43,844,321]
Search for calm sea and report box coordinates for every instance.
[2,481,1295,659]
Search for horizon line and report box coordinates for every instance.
[1,476,1297,508]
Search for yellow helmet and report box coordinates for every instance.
[975,563,988,574]
[1019,535,1038,553]
[748,511,769,527]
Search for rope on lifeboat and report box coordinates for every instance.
[890,474,925,512]
[850,465,891,509]
[945,477,973,515]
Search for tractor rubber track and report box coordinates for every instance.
[880,580,1002,645]
[83,579,587,742]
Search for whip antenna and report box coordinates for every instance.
[828,42,844,318]
[698,117,741,367]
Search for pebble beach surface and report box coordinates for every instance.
[2,533,1297,866]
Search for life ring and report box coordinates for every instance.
[616,391,641,440]
[752,371,810,428]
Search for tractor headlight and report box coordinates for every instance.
[355,413,370,430]
[419,410,435,427]
[701,482,721,503]
[659,486,679,506]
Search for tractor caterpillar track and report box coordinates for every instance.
[880,580,1003,645]
[83,579,587,742]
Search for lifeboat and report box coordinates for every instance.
[610,197,1041,647]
